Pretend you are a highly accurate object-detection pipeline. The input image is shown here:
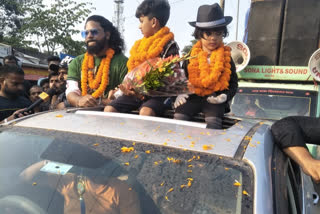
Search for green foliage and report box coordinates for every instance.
[22,0,93,55]
[182,39,197,55]
[0,0,93,56]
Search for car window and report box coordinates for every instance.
[231,88,317,119]
[272,144,303,214]
[0,127,253,214]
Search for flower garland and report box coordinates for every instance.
[81,48,115,98]
[127,26,174,72]
[187,40,232,96]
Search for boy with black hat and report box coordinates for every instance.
[105,0,179,116]
[173,3,238,129]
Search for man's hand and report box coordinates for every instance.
[77,95,98,107]
[284,147,320,183]
[207,93,227,104]
[107,88,120,100]
[119,84,145,100]
[173,94,189,108]
[4,108,31,122]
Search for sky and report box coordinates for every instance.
[69,0,251,57]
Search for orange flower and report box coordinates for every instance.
[121,146,135,153]
[81,48,115,98]
[188,41,232,96]
[127,26,174,72]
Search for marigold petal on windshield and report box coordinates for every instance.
[55,114,63,118]
[202,145,213,150]
[234,181,241,186]
[243,190,249,196]
[121,146,135,153]
[167,188,174,193]
[134,155,139,159]
[93,143,99,146]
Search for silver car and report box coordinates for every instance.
[0,109,319,214]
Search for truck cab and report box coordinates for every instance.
[231,65,319,120]
[230,64,320,157]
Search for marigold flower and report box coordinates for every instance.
[121,147,135,153]
[167,188,174,193]
[243,190,249,196]
[234,181,241,186]
[202,145,213,150]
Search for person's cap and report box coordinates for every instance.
[189,3,232,29]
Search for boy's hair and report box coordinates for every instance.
[193,26,229,40]
[135,0,170,27]
[47,56,61,64]
[29,85,42,95]
[48,71,59,81]
[39,78,49,87]
[86,15,125,54]
[4,55,19,65]
[0,65,24,78]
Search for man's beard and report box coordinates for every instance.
[3,84,23,99]
[86,37,107,55]
[54,81,66,95]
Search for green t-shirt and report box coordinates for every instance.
[67,52,128,95]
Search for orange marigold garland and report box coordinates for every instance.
[81,48,115,98]
[188,40,232,96]
[127,26,174,72]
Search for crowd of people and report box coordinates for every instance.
[0,0,319,186]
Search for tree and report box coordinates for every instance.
[0,0,42,47]
[22,0,93,55]
[0,0,22,36]
[182,39,197,55]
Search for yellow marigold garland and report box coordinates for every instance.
[81,48,115,98]
[127,26,174,72]
[188,40,232,96]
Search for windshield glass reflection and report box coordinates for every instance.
[0,128,253,214]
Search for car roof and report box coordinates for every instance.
[9,109,267,159]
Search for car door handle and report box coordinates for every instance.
[312,192,319,205]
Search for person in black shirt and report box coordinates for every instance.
[271,116,320,182]
[3,55,32,98]
[0,65,32,123]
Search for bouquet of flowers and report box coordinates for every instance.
[120,54,191,97]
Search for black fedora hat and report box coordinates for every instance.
[189,3,232,29]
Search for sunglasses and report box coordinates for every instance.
[203,30,224,38]
[81,29,100,38]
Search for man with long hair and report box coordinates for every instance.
[66,15,128,107]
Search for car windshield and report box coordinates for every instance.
[0,127,253,214]
[231,87,317,120]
